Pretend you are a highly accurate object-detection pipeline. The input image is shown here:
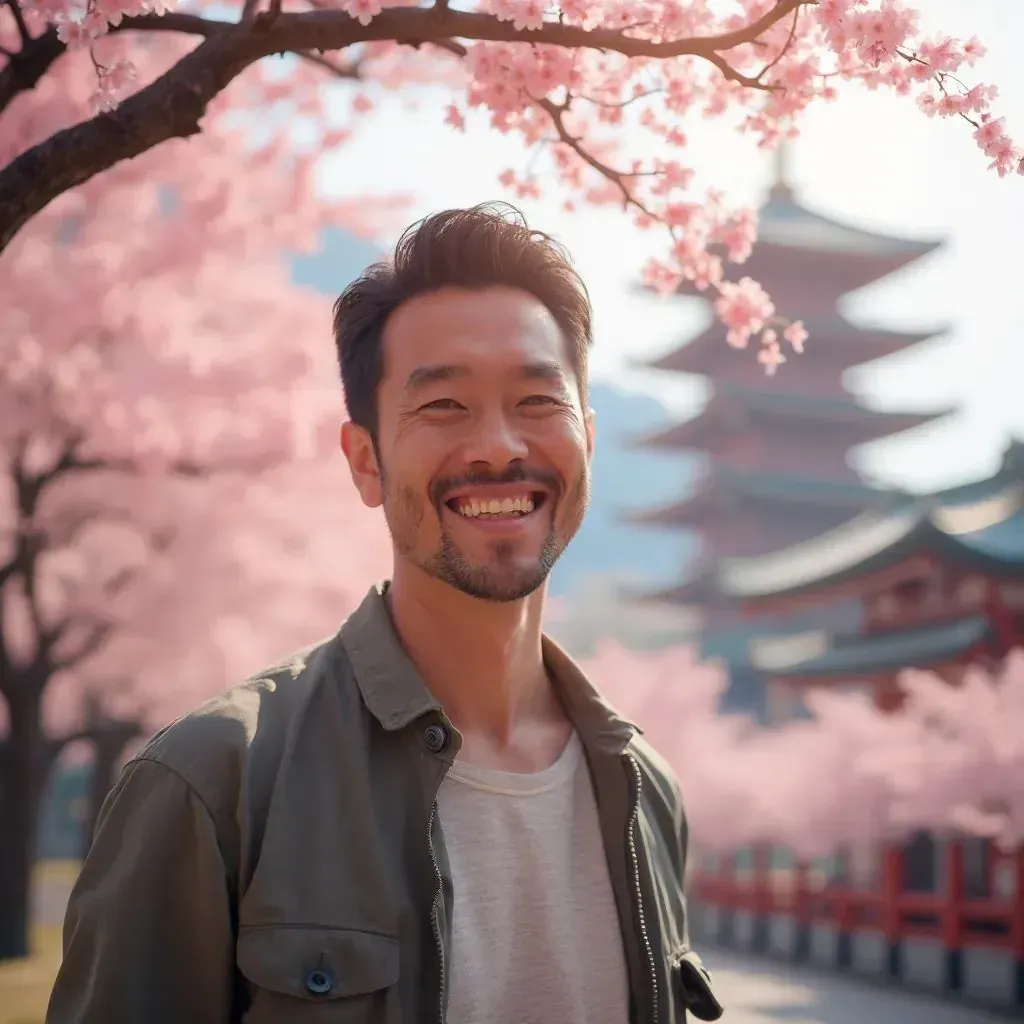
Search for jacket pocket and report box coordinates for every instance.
[237,924,399,1022]
[671,945,724,1022]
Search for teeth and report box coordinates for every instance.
[455,495,535,518]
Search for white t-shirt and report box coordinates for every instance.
[437,731,630,1024]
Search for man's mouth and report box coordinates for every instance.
[444,491,549,520]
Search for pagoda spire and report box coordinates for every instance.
[769,139,795,201]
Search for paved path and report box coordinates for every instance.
[702,949,1008,1023]
[32,874,76,929]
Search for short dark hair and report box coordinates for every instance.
[332,202,592,438]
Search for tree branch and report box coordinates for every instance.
[0,13,234,117]
[755,5,802,84]
[0,0,809,253]
[533,94,661,219]
[6,0,32,45]
[49,619,114,672]
[295,49,362,79]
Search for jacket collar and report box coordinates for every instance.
[339,583,638,753]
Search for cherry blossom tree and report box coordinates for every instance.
[0,116,396,956]
[862,651,1024,850]
[3,0,1021,364]
[748,688,906,861]
[1,307,391,959]
[584,641,1024,868]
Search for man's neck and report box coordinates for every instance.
[385,564,569,760]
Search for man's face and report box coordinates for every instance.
[342,285,593,603]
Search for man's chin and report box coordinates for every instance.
[439,563,551,604]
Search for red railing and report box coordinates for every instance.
[691,842,1024,956]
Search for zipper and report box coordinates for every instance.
[426,800,446,1024]
[625,752,659,1024]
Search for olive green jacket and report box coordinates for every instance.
[47,584,723,1024]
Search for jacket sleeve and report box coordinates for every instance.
[46,757,236,1024]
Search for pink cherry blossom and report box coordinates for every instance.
[783,320,808,353]
[2,0,1020,373]
[342,0,383,26]
[714,277,776,350]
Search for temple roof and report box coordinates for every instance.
[626,464,893,528]
[627,561,719,606]
[747,615,992,679]
[644,164,946,309]
[643,313,946,378]
[636,388,953,451]
[717,442,1024,602]
[752,187,944,260]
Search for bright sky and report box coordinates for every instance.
[319,0,1024,494]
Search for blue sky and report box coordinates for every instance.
[316,0,1023,495]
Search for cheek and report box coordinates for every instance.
[553,417,590,469]
[534,423,589,504]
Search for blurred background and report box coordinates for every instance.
[2,0,1023,1020]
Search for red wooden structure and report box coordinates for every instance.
[689,839,1024,1010]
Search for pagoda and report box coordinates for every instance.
[718,439,1024,711]
[628,148,953,715]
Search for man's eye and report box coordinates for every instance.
[420,398,464,411]
[520,395,559,406]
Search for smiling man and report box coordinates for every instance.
[47,204,723,1024]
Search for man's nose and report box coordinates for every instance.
[462,409,529,466]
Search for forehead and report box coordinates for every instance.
[381,285,573,383]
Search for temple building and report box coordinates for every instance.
[627,151,952,715]
[716,439,1024,714]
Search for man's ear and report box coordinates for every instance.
[584,406,596,464]
[340,421,383,508]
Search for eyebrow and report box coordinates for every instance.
[404,364,468,391]
[404,360,570,391]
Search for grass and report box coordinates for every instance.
[0,925,63,1024]
[29,862,79,888]
[0,860,80,1024]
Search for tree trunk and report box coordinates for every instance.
[0,696,49,962]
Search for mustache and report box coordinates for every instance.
[430,465,561,508]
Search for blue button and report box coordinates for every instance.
[305,968,334,995]
[424,723,449,754]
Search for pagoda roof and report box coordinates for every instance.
[643,184,945,305]
[752,188,943,261]
[932,438,1024,502]
[637,388,953,451]
[645,313,946,377]
[626,464,893,528]
[718,447,1024,602]
[627,562,720,607]
[748,615,992,679]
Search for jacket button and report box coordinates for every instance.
[305,968,334,995]
[424,723,449,754]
